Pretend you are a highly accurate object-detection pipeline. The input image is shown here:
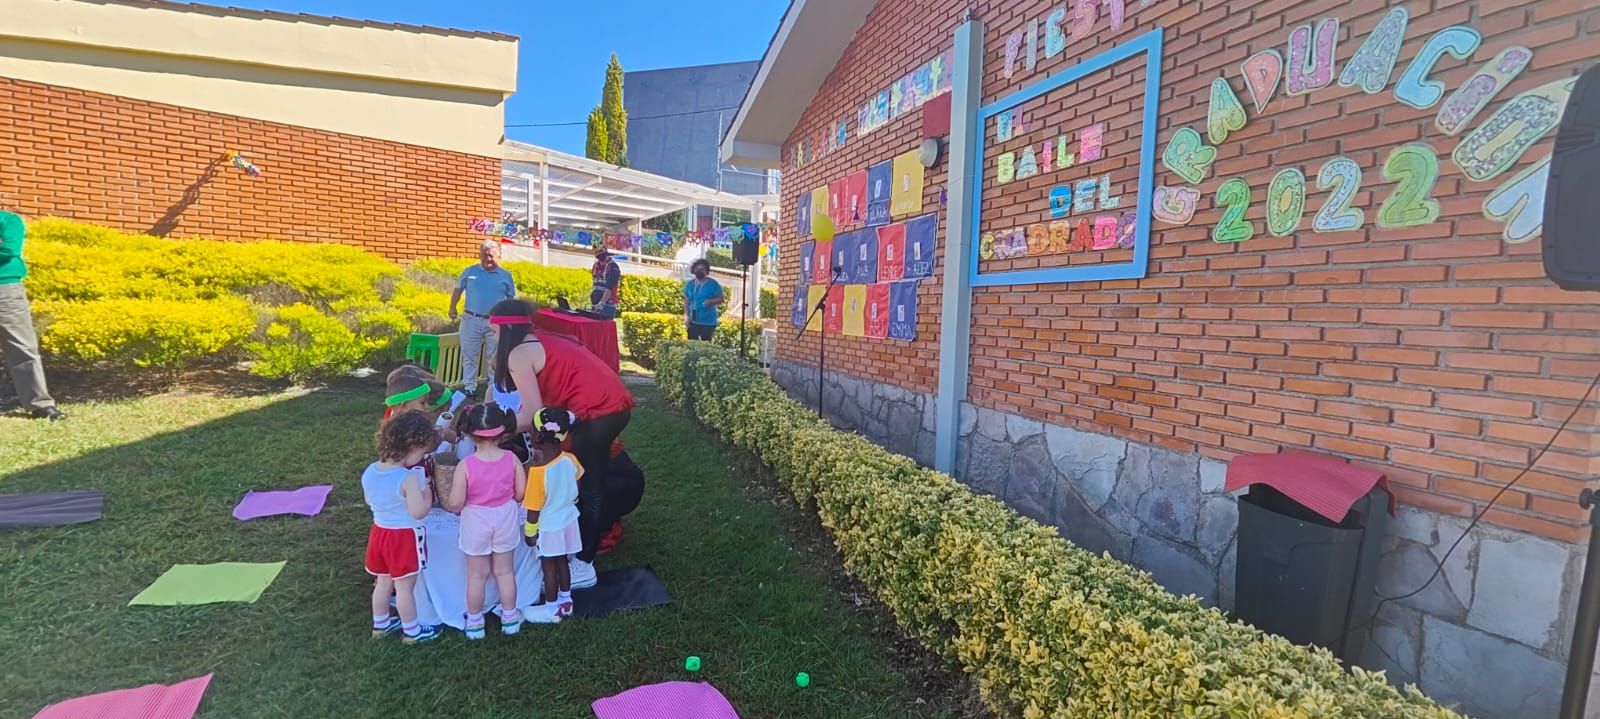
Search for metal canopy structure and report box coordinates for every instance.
[501,140,774,231]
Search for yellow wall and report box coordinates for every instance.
[0,0,519,157]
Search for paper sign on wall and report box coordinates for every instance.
[828,178,847,225]
[811,186,830,228]
[851,229,879,283]
[866,283,891,338]
[903,213,938,280]
[812,240,833,283]
[791,287,809,328]
[877,223,906,281]
[798,241,815,285]
[797,192,812,236]
[888,281,917,341]
[1079,123,1105,162]
[890,150,925,217]
[824,285,844,334]
[844,170,869,225]
[866,160,892,226]
[833,231,856,282]
[842,285,867,337]
[805,285,825,331]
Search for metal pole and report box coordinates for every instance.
[739,262,749,361]
[538,161,550,266]
[1559,489,1600,719]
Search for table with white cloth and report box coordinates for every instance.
[411,508,545,630]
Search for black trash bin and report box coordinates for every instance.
[1234,482,1391,665]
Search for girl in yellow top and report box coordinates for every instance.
[523,407,583,622]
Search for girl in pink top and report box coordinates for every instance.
[446,403,528,640]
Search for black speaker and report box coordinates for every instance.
[1545,63,1600,291]
[733,223,760,266]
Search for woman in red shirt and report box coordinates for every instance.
[489,299,634,580]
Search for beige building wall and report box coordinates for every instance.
[0,0,519,157]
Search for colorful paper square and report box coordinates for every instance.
[130,562,287,606]
[889,281,918,341]
[832,231,858,284]
[851,229,879,284]
[877,223,906,281]
[824,285,844,334]
[866,283,891,338]
[904,214,938,280]
[866,160,892,226]
[791,286,809,328]
[890,150,925,217]
[828,178,848,225]
[34,674,213,719]
[812,240,832,284]
[232,485,332,521]
[797,240,814,286]
[810,186,830,228]
[805,286,825,332]
[842,285,867,337]
[796,192,812,236]
[844,170,868,225]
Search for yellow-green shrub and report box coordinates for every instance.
[618,312,685,366]
[408,257,685,314]
[245,304,390,380]
[38,297,256,368]
[712,319,763,358]
[655,342,1459,719]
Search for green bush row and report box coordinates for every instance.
[618,313,762,367]
[653,342,1458,719]
[406,257,684,315]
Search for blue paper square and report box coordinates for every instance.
[851,230,878,284]
[866,160,892,226]
[797,192,812,237]
[889,281,917,341]
[903,214,938,280]
[797,241,814,286]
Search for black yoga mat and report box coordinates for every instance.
[0,491,104,529]
[572,565,671,619]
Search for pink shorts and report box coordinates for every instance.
[538,521,582,558]
[458,501,521,556]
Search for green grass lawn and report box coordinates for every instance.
[0,380,977,718]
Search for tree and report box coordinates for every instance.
[585,106,609,161]
[584,54,629,165]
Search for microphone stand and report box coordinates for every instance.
[739,261,750,361]
[796,266,844,419]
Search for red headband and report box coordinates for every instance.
[490,314,533,325]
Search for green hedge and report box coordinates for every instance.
[618,313,761,367]
[654,342,1458,719]
[407,257,683,314]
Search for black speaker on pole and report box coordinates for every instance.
[733,222,761,266]
[1545,63,1600,291]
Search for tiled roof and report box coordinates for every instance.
[91,0,518,41]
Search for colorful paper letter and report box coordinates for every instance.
[997,152,1016,184]
[1395,27,1482,109]
[1436,46,1534,136]
[1161,127,1215,185]
[1313,157,1366,233]
[1027,223,1052,255]
[1483,155,1550,244]
[1079,123,1105,162]
[997,111,1015,141]
[1056,135,1075,168]
[1016,146,1039,180]
[1378,143,1442,229]
[1091,216,1119,250]
[1005,30,1023,79]
[1050,185,1073,218]
[1285,18,1339,96]
[1098,175,1121,209]
[1152,185,1199,225]
[1266,168,1306,237]
[1453,77,1574,182]
[1212,178,1255,243]
[1049,220,1072,252]
[1337,7,1408,94]
[1240,50,1283,114]
[1208,78,1248,144]
[1115,210,1137,249]
[1074,178,1099,213]
[1070,0,1096,41]
[1045,7,1068,57]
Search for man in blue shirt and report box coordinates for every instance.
[681,258,724,341]
[449,241,516,395]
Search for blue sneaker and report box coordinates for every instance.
[464,614,486,641]
[402,624,441,645]
[371,616,402,639]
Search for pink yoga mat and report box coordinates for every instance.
[33,674,212,719]
[592,681,739,719]
[232,485,333,520]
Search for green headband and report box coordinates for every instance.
[431,390,453,409]
[384,384,431,407]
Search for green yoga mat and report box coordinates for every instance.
[129,562,287,606]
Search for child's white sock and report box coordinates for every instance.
[467,612,485,626]
[500,607,520,621]
[373,614,391,629]
[403,621,420,636]
[557,590,572,603]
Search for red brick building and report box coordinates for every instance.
[723,1,1599,716]
[0,0,516,260]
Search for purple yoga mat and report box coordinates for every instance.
[592,682,739,719]
[231,486,333,521]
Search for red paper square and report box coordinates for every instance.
[876,223,906,281]
[922,93,952,138]
[824,284,844,334]
[844,170,868,226]
[866,283,891,338]
[812,240,832,283]
[828,178,848,226]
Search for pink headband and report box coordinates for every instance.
[489,314,532,325]
[471,426,507,438]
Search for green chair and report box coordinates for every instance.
[404,332,474,386]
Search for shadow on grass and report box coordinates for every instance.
[0,380,983,719]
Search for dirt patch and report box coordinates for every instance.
[729,450,993,718]
[42,366,381,404]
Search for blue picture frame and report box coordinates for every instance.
[968,27,1164,287]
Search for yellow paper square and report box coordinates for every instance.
[810,187,830,222]
[842,285,867,337]
[890,150,925,217]
[805,285,825,332]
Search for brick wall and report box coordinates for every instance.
[0,77,498,261]
[778,0,1599,542]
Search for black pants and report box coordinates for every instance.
[572,410,630,563]
[687,323,715,341]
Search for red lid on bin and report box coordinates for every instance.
[1225,451,1395,523]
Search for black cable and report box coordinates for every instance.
[1336,366,1600,648]
[506,105,739,128]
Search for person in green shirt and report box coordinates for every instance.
[0,211,64,421]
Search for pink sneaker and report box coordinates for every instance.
[557,601,574,618]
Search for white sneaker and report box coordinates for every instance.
[570,558,597,589]
[523,603,561,624]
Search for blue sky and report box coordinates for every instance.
[186,0,787,154]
